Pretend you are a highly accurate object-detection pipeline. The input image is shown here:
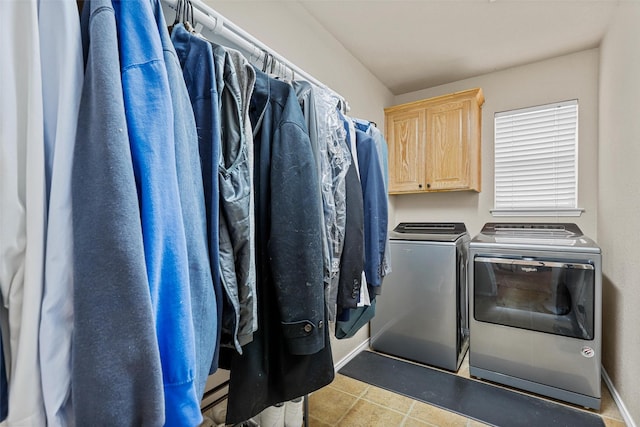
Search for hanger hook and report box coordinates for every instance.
[181,0,188,23]
[261,51,269,73]
[187,0,194,25]
[172,0,183,26]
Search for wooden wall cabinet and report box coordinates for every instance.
[385,88,484,194]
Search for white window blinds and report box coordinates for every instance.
[493,100,579,215]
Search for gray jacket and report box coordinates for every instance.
[212,43,257,352]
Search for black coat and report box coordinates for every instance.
[224,69,334,424]
[336,145,365,313]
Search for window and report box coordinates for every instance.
[492,100,583,216]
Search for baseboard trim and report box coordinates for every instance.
[334,338,370,372]
[602,366,637,427]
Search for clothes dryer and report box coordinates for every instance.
[469,223,602,409]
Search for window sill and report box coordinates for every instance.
[490,208,584,217]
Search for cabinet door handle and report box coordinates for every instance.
[418,184,423,189]
[426,183,431,189]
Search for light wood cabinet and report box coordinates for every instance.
[385,88,484,194]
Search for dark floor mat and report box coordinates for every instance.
[339,351,604,427]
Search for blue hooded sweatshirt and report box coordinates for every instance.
[112,1,200,425]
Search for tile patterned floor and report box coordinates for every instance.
[308,352,627,427]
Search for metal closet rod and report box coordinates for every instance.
[163,0,350,112]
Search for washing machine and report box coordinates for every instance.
[469,223,602,409]
[370,222,469,372]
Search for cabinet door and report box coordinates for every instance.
[386,109,425,193]
[425,100,471,191]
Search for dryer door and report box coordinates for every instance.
[473,257,595,340]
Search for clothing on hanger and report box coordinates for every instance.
[72,0,164,425]
[153,0,217,403]
[335,115,365,316]
[210,43,258,354]
[38,0,83,425]
[364,124,392,278]
[112,0,202,424]
[293,82,351,322]
[293,81,332,313]
[0,1,47,424]
[224,68,334,425]
[171,22,225,374]
[355,128,388,293]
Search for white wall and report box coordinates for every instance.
[599,2,640,425]
[205,0,394,364]
[392,49,600,239]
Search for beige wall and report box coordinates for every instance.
[599,2,640,425]
[392,49,600,239]
[205,0,394,365]
[207,1,393,128]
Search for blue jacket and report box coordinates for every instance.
[353,120,392,278]
[112,1,200,425]
[72,0,163,424]
[152,1,217,403]
[171,23,224,373]
[355,129,388,290]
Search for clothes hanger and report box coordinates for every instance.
[184,0,196,33]
[262,51,271,73]
[248,48,264,70]
[270,56,276,75]
[168,0,184,34]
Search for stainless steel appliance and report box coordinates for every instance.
[370,222,469,372]
[469,223,602,409]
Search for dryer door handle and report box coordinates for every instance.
[474,257,594,270]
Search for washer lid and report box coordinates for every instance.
[479,222,583,237]
[471,222,600,252]
[391,222,468,242]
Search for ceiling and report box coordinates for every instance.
[298,0,619,95]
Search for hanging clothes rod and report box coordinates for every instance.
[162,0,350,112]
